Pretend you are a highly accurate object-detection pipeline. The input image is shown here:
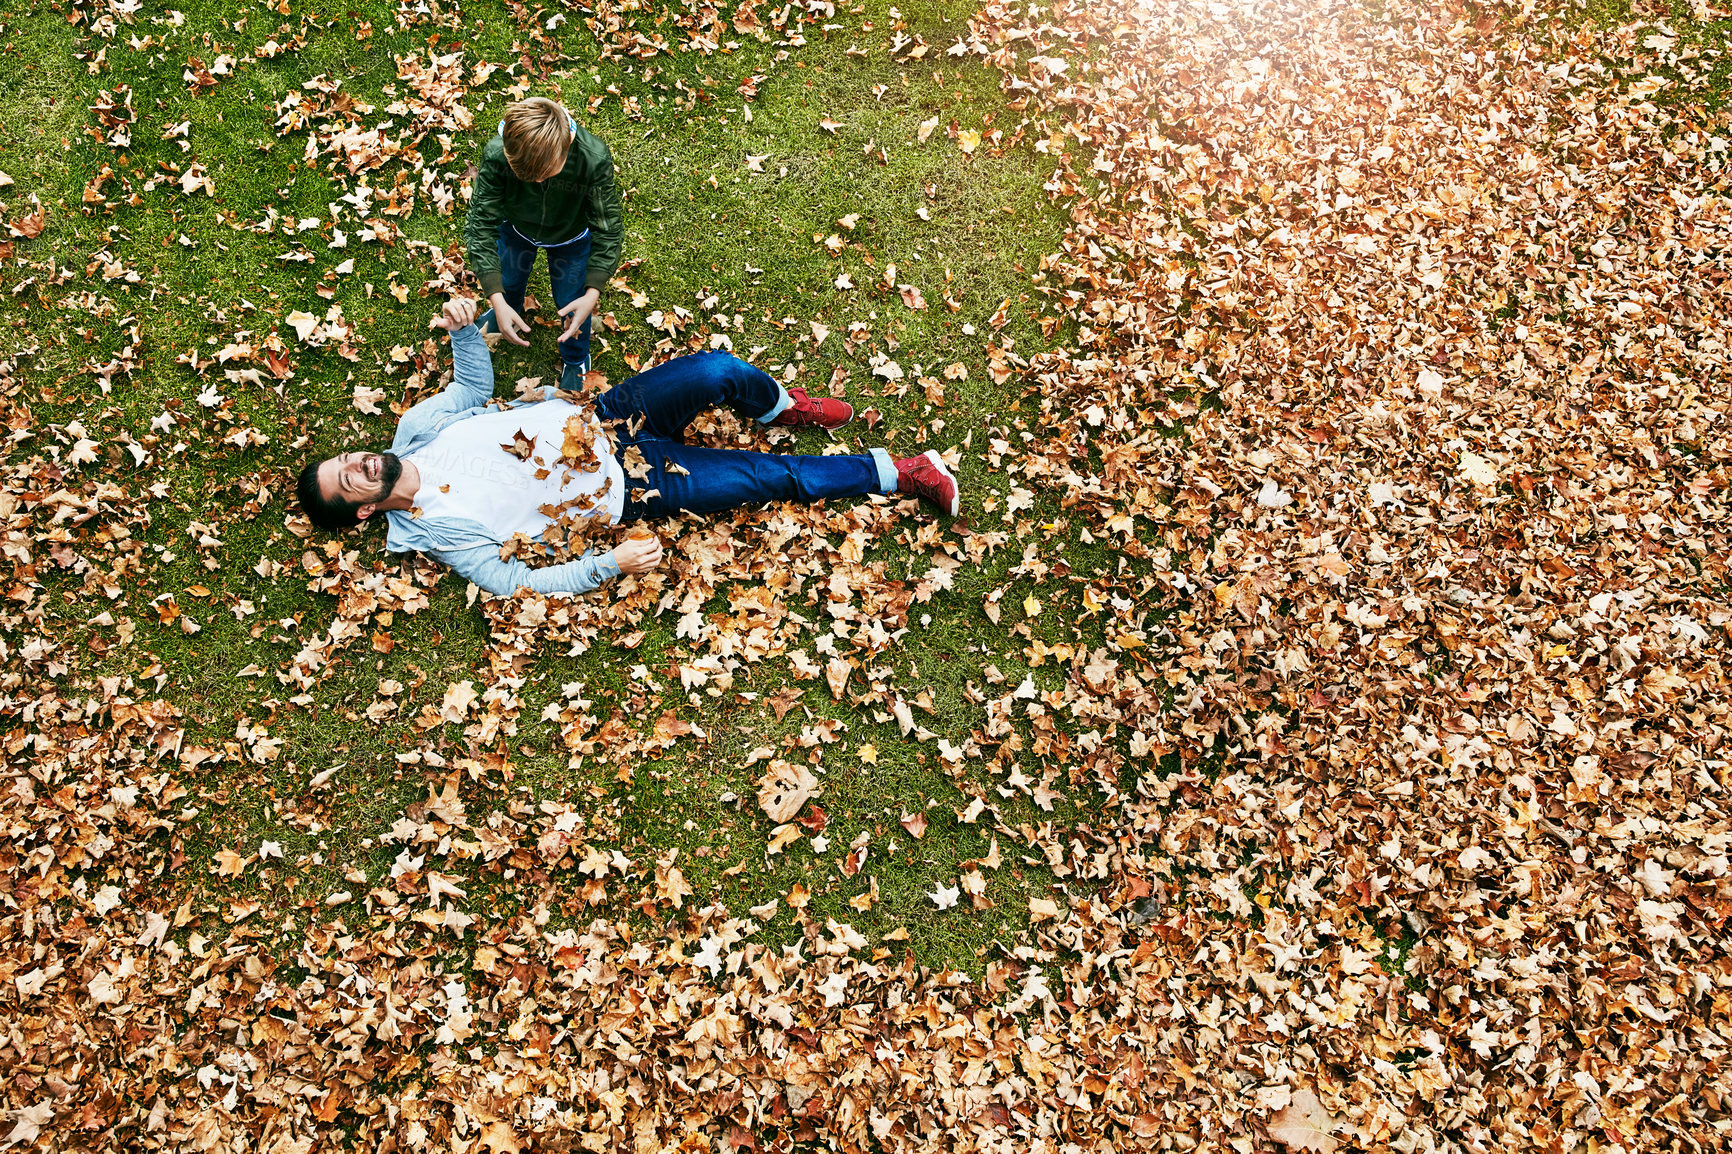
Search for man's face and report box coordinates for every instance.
[317,451,402,515]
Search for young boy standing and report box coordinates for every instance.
[464,97,624,389]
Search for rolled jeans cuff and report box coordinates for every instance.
[869,447,897,494]
[756,382,794,424]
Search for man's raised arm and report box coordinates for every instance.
[435,298,494,407]
[439,325,495,412]
[396,299,496,434]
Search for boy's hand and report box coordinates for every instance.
[558,288,601,342]
[610,535,663,575]
[430,297,479,332]
[488,294,532,346]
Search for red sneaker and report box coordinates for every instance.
[894,450,959,515]
[771,387,853,430]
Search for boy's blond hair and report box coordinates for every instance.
[501,97,572,181]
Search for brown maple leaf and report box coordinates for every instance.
[477,1121,522,1154]
[825,656,851,699]
[654,855,693,909]
[9,209,46,239]
[1268,1090,1337,1154]
[619,442,652,479]
[653,711,693,742]
[767,686,803,720]
[213,847,248,877]
[264,348,296,380]
[500,429,536,460]
[757,760,819,823]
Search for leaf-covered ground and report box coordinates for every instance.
[3,0,1731,1151]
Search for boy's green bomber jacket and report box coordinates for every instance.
[463,124,624,300]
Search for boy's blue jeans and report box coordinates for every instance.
[495,223,594,368]
[595,352,897,520]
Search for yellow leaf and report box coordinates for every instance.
[1458,452,1498,488]
[766,823,803,855]
[1023,595,1043,618]
[286,310,319,341]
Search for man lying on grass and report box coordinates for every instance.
[295,298,960,596]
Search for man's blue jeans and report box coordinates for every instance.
[495,223,593,368]
[595,352,897,520]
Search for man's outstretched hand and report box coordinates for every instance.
[611,535,663,575]
[431,297,479,332]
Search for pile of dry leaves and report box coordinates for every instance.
[3,0,1730,1151]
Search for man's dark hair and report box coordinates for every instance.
[296,459,362,531]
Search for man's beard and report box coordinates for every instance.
[371,452,403,503]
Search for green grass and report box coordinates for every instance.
[0,0,1094,970]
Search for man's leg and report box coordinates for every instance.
[596,353,795,442]
[478,224,539,332]
[544,231,595,371]
[619,441,897,518]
